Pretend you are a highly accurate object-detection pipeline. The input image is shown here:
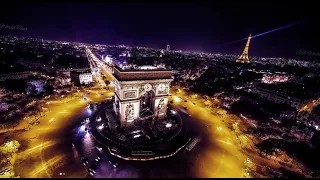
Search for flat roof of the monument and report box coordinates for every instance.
[113,65,172,81]
[114,64,172,72]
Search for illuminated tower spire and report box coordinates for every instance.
[236,34,251,63]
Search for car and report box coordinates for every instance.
[101,94,104,95]
[96,146,102,151]
[193,102,196,105]
[184,100,188,102]
[183,106,187,110]
[95,156,101,162]
[87,166,97,176]
[110,147,119,153]
[109,160,118,168]
[80,157,89,166]
[187,114,191,117]
[36,121,40,125]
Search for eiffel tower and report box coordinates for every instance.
[236,34,251,63]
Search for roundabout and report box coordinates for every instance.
[88,102,190,161]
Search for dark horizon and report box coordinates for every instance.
[0,1,318,58]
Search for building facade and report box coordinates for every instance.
[79,73,93,84]
[112,65,173,127]
[70,70,93,85]
[252,87,301,108]
[0,71,32,82]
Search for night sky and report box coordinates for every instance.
[0,1,318,57]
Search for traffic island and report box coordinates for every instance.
[89,104,190,161]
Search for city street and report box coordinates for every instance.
[169,87,308,178]
[1,82,293,178]
[169,88,247,178]
[1,52,248,178]
[66,85,249,178]
[1,75,248,178]
[0,84,112,178]
[0,51,299,178]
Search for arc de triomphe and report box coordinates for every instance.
[112,65,173,127]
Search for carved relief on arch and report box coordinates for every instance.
[139,87,145,97]
[156,98,166,115]
[125,103,135,122]
[139,83,156,97]
[122,84,135,90]
[139,88,156,97]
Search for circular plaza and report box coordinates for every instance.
[88,102,190,161]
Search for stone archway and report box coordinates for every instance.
[140,89,155,113]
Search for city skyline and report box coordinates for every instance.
[1,6,320,177]
[0,2,317,58]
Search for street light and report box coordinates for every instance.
[173,96,181,103]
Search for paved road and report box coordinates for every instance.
[3,86,112,178]
[3,52,278,178]
[66,92,248,178]
[3,83,251,178]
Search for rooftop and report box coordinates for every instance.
[70,69,91,74]
[257,83,318,100]
[113,64,172,81]
[115,64,171,72]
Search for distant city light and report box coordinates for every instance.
[262,74,290,84]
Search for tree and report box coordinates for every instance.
[0,139,20,155]
[2,79,27,93]
[44,84,54,94]
[26,84,37,95]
